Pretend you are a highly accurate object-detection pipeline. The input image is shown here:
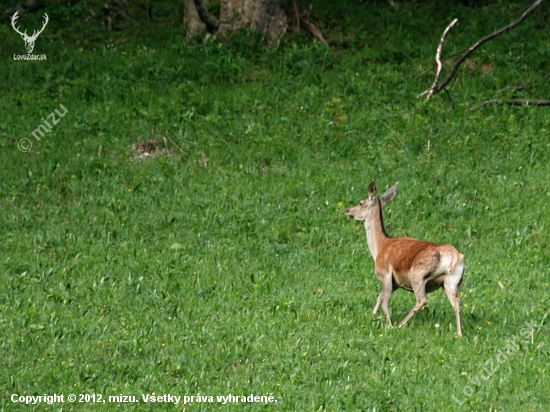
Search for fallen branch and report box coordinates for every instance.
[420,18,458,100]
[420,0,544,100]
[300,4,328,46]
[481,99,550,106]
[300,17,327,46]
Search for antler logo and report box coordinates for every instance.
[11,11,49,54]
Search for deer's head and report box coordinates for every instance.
[345,181,398,221]
[11,11,49,54]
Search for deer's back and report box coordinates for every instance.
[376,237,461,282]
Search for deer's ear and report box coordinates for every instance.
[368,181,377,200]
[380,183,398,206]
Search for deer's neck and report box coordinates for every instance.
[364,199,390,259]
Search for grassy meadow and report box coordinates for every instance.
[0,0,549,410]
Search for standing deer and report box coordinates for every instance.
[345,181,464,337]
[11,11,49,54]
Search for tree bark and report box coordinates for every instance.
[184,0,288,45]
[183,0,207,37]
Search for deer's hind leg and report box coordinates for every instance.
[398,270,429,329]
[443,262,464,337]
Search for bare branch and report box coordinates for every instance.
[421,0,544,100]
[416,89,429,98]
[481,99,550,107]
[421,18,458,100]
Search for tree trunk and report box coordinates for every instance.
[184,0,288,45]
[183,0,207,37]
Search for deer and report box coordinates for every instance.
[345,181,464,337]
[11,11,49,54]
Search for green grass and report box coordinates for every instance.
[1,0,549,410]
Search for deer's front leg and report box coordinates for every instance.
[374,272,394,327]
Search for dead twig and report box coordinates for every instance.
[481,99,550,107]
[483,75,549,105]
[420,0,544,100]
